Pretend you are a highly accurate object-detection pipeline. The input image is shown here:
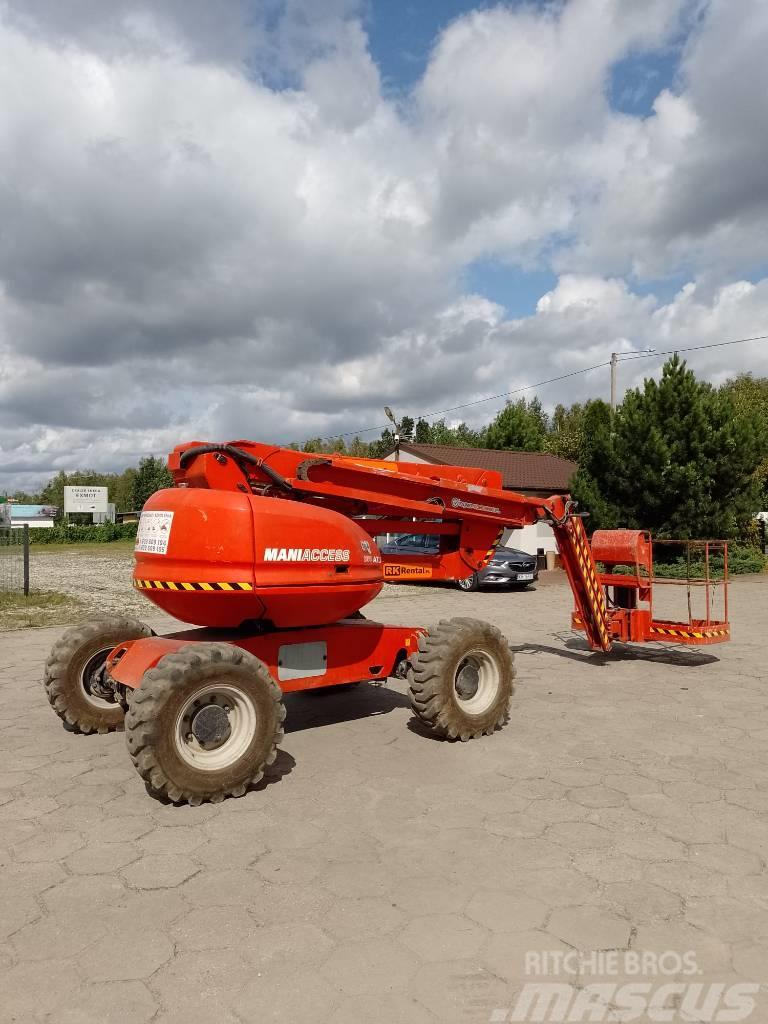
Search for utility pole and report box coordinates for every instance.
[611,347,655,413]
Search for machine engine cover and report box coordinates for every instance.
[133,488,383,628]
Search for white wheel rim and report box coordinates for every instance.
[175,682,257,771]
[79,647,117,709]
[459,577,474,590]
[453,648,500,715]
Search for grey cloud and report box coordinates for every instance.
[1,0,262,64]
[2,0,768,494]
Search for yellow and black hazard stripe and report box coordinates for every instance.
[650,624,729,640]
[567,518,610,646]
[479,528,505,567]
[134,579,253,592]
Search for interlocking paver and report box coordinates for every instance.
[57,979,158,1023]
[121,853,199,889]
[234,965,338,1022]
[401,913,487,961]
[2,576,768,1021]
[548,907,631,950]
[170,905,261,952]
[66,840,141,874]
[321,937,417,995]
[466,889,548,933]
[323,896,406,940]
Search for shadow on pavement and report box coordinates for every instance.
[283,681,410,733]
[511,635,720,669]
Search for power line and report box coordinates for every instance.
[616,332,768,362]
[286,329,768,447]
[285,360,609,445]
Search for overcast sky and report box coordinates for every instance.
[2,0,768,492]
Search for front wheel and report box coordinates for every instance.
[44,616,154,734]
[457,573,479,592]
[408,618,514,740]
[125,643,285,805]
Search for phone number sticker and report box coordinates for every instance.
[135,511,175,555]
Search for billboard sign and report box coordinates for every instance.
[64,486,109,514]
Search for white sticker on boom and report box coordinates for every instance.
[135,511,174,555]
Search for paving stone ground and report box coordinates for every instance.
[0,573,766,1023]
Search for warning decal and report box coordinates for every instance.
[384,564,433,579]
[135,511,175,555]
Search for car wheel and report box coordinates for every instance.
[457,574,479,592]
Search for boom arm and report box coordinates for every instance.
[169,440,614,653]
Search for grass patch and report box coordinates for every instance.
[0,590,84,630]
[33,538,136,555]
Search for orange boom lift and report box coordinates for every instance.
[43,440,730,804]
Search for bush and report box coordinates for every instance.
[605,544,765,580]
[29,522,138,545]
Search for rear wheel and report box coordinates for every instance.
[408,617,514,740]
[125,643,285,805]
[43,617,153,734]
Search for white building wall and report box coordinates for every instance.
[11,519,54,529]
[504,522,558,555]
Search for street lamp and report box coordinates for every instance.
[384,406,401,461]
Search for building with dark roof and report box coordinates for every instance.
[383,442,578,555]
[384,443,576,497]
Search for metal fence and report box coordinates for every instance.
[0,525,30,595]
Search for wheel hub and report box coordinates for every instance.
[190,704,231,748]
[455,661,480,700]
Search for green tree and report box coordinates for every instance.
[570,400,619,529]
[484,397,548,451]
[428,419,459,445]
[545,403,585,461]
[112,468,137,512]
[414,417,432,443]
[368,428,396,459]
[720,373,768,506]
[452,422,483,447]
[346,436,367,457]
[40,470,117,509]
[573,357,765,538]
[131,456,174,509]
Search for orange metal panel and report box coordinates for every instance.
[108,621,423,692]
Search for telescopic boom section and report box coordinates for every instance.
[169,439,614,652]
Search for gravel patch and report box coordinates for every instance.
[29,548,174,624]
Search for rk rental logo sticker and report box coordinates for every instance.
[384,564,433,579]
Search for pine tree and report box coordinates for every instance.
[573,357,765,538]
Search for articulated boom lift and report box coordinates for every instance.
[43,440,730,805]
